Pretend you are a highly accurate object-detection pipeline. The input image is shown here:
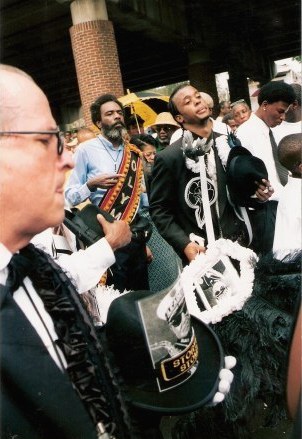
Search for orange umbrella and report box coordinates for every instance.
[118,90,169,129]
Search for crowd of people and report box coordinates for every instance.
[0,62,301,439]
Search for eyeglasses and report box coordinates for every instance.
[0,129,64,155]
[230,99,246,108]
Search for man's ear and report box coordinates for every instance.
[175,114,184,124]
[262,100,268,111]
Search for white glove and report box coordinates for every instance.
[210,355,236,406]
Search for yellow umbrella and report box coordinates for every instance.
[118,90,169,129]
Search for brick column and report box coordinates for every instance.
[69,1,124,126]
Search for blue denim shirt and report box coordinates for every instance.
[65,135,124,207]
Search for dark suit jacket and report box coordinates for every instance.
[0,285,97,439]
[149,135,247,262]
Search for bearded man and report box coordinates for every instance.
[65,94,149,291]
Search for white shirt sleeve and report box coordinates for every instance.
[31,229,115,294]
[57,238,115,293]
[273,177,302,259]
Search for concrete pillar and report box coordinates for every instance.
[228,69,251,107]
[227,44,251,106]
[69,0,124,126]
[187,50,219,110]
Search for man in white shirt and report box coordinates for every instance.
[272,83,301,145]
[236,81,296,254]
[0,64,133,439]
[273,133,302,259]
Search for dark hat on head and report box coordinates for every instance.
[103,287,224,414]
[226,146,268,207]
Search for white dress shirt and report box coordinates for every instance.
[31,228,115,293]
[236,113,283,200]
[0,243,67,369]
[273,176,302,259]
[272,120,301,145]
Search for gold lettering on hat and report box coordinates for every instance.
[160,335,199,382]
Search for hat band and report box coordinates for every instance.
[160,333,198,382]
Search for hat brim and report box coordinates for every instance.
[63,205,114,247]
[226,145,252,169]
[226,146,268,206]
[121,316,223,414]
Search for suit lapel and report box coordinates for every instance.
[213,135,228,218]
[0,285,97,439]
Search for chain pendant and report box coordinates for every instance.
[101,141,121,173]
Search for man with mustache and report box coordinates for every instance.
[149,84,271,264]
[65,94,149,291]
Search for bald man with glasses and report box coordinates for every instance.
[0,64,134,439]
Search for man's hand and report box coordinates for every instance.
[255,178,274,202]
[97,214,131,251]
[87,174,123,191]
[184,241,206,262]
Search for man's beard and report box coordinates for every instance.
[102,121,127,143]
[197,114,210,126]
[184,114,210,129]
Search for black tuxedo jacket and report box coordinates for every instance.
[149,135,247,262]
[0,285,97,439]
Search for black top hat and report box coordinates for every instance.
[226,146,268,207]
[64,204,114,247]
[103,287,224,414]
[64,204,152,246]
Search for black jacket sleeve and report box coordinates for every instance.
[149,147,191,256]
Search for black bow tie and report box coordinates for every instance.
[6,250,33,292]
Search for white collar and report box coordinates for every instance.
[251,113,271,134]
[97,134,124,151]
[0,243,13,271]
